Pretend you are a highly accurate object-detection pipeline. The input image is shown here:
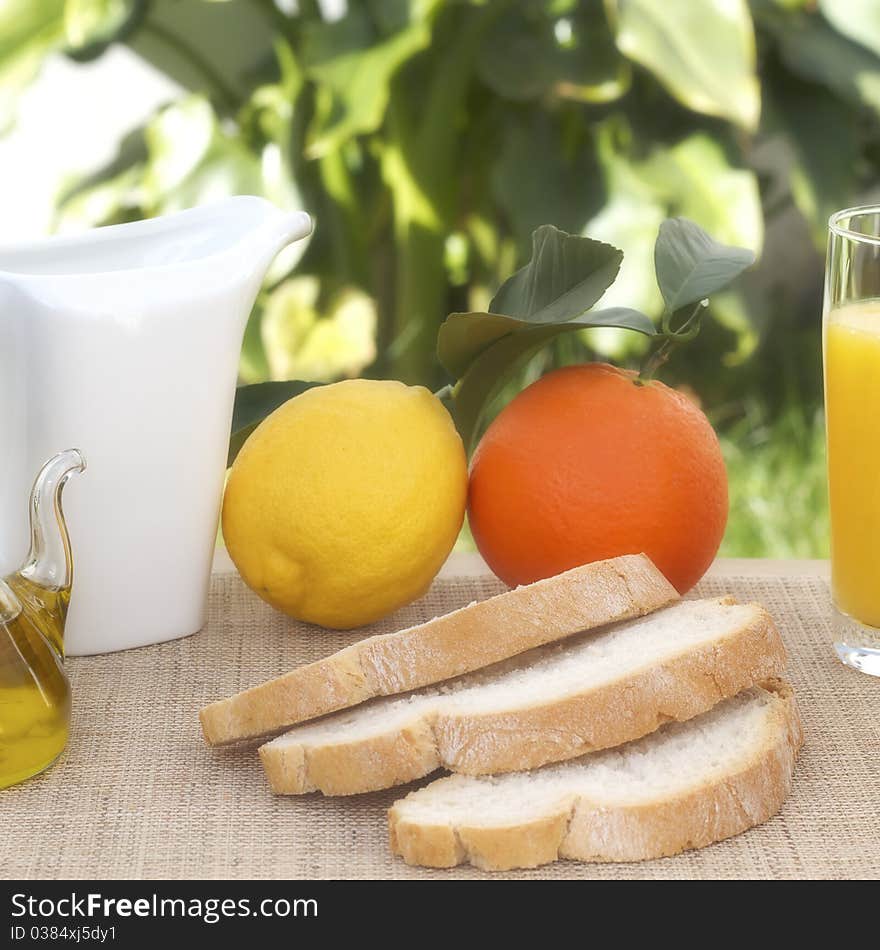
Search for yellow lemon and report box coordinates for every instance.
[222,378,468,629]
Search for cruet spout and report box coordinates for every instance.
[10,450,86,641]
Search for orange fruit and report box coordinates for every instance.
[468,363,728,593]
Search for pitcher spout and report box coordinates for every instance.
[259,208,313,254]
[244,202,313,278]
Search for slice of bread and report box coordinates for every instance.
[389,680,803,870]
[260,597,786,795]
[200,554,677,745]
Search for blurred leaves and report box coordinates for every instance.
[640,135,763,254]
[0,0,141,130]
[818,0,880,59]
[767,79,860,246]
[584,125,762,337]
[761,5,880,116]
[302,0,438,159]
[477,5,556,101]
[144,94,215,200]
[719,404,829,558]
[477,1,629,103]
[2,0,879,482]
[56,84,310,273]
[584,130,667,324]
[64,0,138,51]
[261,277,377,382]
[0,0,65,132]
[491,111,594,245]
[4,0,876,556]
[610,0,760,130]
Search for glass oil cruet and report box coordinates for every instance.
[0,449,85,789]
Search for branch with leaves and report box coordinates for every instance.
[436,218,755,450]
[230,217,754,460]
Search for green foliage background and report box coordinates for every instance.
[4,0,879,557]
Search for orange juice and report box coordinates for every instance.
[825,301,880,626]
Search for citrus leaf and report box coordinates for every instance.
[654,218,755,313]
[582,124,762,367]
[583,123,668,321]
[439,223,652,448]
[639,134,763,255]
[611,0,760,131]
[438,307,653,379]
[228,380,321,466]
[449,307,653,452]
[489,225,623,322]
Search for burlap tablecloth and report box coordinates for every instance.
[2,569,878,880]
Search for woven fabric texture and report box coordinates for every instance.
[2,570,878,880]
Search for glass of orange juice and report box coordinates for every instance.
[824,205,880,675]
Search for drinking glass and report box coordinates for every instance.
[824,205,880,675]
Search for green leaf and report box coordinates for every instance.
[491,111,596,248]
[437,224,654,449]
[439,306,654,379]
[654,218,755,312]
[584,130,667,325]
[55,164,144,230]
[143,95,215,199]
[449,305,653,452]
[64,0,139,53]
[766,80,859,247]
[302,1,438,158]
[136,93,309,280]
[476,2,629,104]
[489,225,623,323]
[0,0,139,130]
[709,290,760,365]
[261,277,377,382]
[476,6,559,101]
[552,1,631,104]
[228,381,321,466]
[584,125,762,332]
[768,11,880,116]
[640,133,763,252]
[819,0,880,59]
[0,0,65,132]
[610,0,760,130]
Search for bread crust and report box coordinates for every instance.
[388,680,803,870]
[201,554,677,745]
[260,600,786,795]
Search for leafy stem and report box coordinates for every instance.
[638,299,708,384]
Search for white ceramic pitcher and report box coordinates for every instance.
[0,197,312,655]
